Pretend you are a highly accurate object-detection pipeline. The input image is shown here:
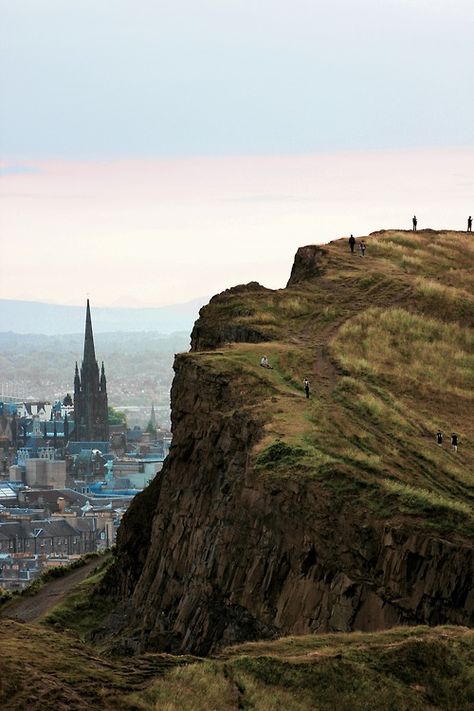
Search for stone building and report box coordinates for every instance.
[74,300,109,442]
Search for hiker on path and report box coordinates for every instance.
[451,433,458,453]
[468,216,472,232]
[436,431,443,447]
[359,239,366,257]
[303,378,310,398]
[412,215,417,231]
[349,234,356,253]
[260,355,273,369]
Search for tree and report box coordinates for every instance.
[108,406,127,427]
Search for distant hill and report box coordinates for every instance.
[0,297,208,335]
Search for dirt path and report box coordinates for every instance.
[1,556,107,624]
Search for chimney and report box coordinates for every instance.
[57,496,66,514]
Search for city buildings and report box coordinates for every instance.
[0,301,171,590]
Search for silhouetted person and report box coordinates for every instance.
[412,215,417,231]
[349,234,356,253]
[359,239,366,257]
[468,216,472,232]
[436,431,443,446]
[451,433,458,453]
[303,378,310,398]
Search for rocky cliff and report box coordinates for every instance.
[104,230,474,655]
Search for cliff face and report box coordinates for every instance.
[104,232,474,655]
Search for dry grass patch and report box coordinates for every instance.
[128,662,236,711]
[415,277,474,309]
[382,480,473,519]
[331,307,474,397]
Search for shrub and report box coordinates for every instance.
[256,441,307,468]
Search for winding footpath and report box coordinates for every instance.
[1,557,107,624]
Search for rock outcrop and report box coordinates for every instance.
[287,244,328,285]
[190,282,272,351]
[103,236,474,655]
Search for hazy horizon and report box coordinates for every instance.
[0,294,209,310]
[0,296,209,335]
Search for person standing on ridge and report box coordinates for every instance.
[436,430,443,447]
[468,216,472,232]
[303,378,310,399]
[349,234,356,253]
[412,215,417,231]
[359,239,366,257]
[451,433,458,453]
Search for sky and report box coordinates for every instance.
[1,1,473,307]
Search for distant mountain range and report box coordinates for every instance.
[0,297,209,335]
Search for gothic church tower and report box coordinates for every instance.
[73,300,109,441]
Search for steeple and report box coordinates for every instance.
[73,300,109,442]
[74,362,80,391]
[100,361,107,391]
[147,402,157,435]
[83,298,96,364]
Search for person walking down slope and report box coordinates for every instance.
[412,215,417,231]
[468,216,472,232]
[436,430,443,447]
[349,234,356,254]
[451,433,458,453]
[303,378,310,399]
[359,239,366,257]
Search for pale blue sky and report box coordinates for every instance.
[1,0,473,157]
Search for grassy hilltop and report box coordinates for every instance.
[190,229,474,539]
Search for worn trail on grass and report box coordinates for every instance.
[1,557,107,624]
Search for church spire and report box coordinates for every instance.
[150,402,157,429]
[100,361,107,391]
[83,298,96,364]
[73,300,109,442]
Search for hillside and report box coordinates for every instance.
[1,616,473,710]
[102,229,473,653]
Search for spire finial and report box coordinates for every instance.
[83,299,96,363]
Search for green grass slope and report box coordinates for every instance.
[190,230,474,539]
[0,616,472,710]
[134,626,474,711]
